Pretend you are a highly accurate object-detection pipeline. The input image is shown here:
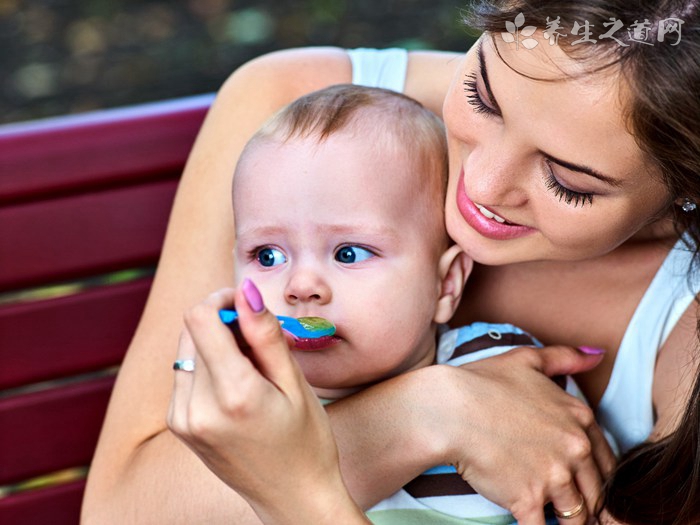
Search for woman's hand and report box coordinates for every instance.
[428,345,615,525]
[167,280,369,525]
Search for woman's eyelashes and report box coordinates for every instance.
[463,73,499,117]
[544,160,594,207]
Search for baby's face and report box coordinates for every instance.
[233,132,447,399]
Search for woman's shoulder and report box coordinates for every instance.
[218,47,354,109]
[405,50,463,115]
[216,46,462,117]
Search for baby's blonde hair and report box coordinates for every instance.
[236,84,449,248]
[256,84,446,183]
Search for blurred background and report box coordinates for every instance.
[0,0,479,125]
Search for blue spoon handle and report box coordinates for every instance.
[219,309,239,324]
[219,310,335,339]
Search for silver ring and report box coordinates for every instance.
[173,359,195,372]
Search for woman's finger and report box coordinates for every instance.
[587,422,617,479]
[167,329,197,434]
[549,482,588,525]
[531,345,606,378]
[183,288,259,392]
[235,278,303,389]
[573,464,602,524]
[577,423,616,522]
[511,504,547,525]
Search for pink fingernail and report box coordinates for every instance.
[242,278,265,313]
[578,346,606,355]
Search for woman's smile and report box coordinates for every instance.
[474,203,507,224]
[455,169,535,241]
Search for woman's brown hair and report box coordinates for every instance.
[466,1,700,523]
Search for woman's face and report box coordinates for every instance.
[443,33,674,265]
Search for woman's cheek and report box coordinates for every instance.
[544,217,624,260]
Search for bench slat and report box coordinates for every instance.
[0,180,177,291]
[0,376,114,485]
[0,479,85,525]
[0,278,151,390]
[0,94,212,204]
[0,95,213,522]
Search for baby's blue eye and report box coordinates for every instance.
[257,247,286,267]
[335,246,374,264]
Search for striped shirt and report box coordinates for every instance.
[366,322,571,525]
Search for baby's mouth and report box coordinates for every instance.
[475,203,511,225]
[293,335,341,351]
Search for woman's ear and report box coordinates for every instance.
[434,244,473,324]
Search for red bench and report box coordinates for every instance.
[0,94,213,525]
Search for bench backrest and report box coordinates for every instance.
[0,94,213,524]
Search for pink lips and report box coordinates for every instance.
[293,335,341,351]
[455,169,535,241]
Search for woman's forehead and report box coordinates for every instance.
[486,31,618,88]
[480,33,651,185]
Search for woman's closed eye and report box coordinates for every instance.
[544,160,594,207]
[334,245,375,264]
[463,73,499,118]
[254,246,287,267]
[464,41,502,118]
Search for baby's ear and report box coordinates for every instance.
[434,245,473,324]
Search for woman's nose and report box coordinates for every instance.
[284,268,332,305]
[464,136,528,207]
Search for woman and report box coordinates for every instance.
[82,1,700,524]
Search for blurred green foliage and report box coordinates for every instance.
[0,0,477,124]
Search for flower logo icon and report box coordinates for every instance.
[502,12,539,49]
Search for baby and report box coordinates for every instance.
[231,84,579,523]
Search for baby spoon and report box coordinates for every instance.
[219,309,336,339]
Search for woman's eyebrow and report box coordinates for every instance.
[542,151,624,187]
[477,41,502,114]
[481,39,623,188]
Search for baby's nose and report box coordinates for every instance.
[284,269,332,305]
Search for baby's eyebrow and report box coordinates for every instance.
[236,225,288,238]
[318,223,399,240]
[237,223,399,240]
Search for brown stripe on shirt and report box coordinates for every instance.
[404,473,477,498]
[452,331,567,390]
[452,332,538,359]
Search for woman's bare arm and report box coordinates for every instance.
[82,47,354,524]
[81,47,460,523]
[652,303,698,440]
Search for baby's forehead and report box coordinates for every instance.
[235,124,447,227]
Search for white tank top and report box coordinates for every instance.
[597,236,699,451]
[348,47,700,453]
[348,48,408,93]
